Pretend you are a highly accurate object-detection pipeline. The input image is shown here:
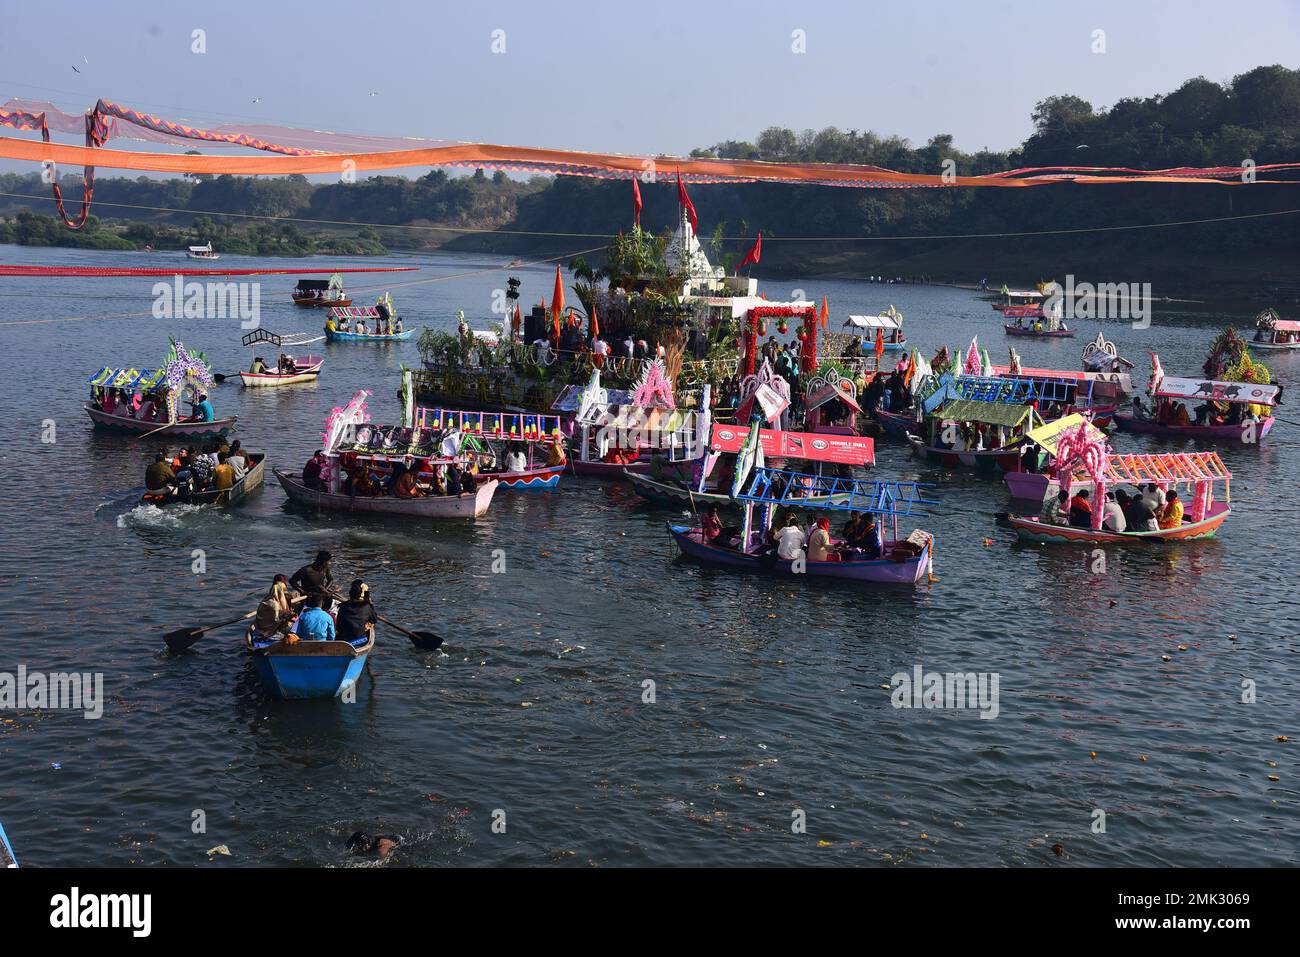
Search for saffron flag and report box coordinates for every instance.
[677,170,698,234]
[590,304,600,339]
[551,265,565,322]
[632,178,642,229]
[737,232,761,270]
[512,303,522,338]
[819,296,829,330]
[875,328,885,361]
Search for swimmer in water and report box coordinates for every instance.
[346,831,399,860]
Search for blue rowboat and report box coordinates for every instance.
[325,328,413,343]
[245,625,374,699]
[0,820,16,868]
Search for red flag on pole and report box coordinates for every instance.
[632,178,642,229]
[511,303,522,339]
[676,170,698,235]
[551,266,565,342]
[819,296,829,330]
[737,232,762,270]
[590,304,600,339]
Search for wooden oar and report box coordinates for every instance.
[327,591,442,650]
[139,420,182,440]
[163,611,256,654]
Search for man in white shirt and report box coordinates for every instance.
[775,518,806,561]
[505,448,528,472]
[1101,491,1126,533]
[1140,483,1165,512]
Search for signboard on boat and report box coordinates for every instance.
[709,425,874,466]
[1155,376,1278,406]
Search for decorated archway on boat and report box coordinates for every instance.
[742,304,816,377]
[734,359,790,424]
[1052,420,1110,530]
[803,365,863,432]
[160,339,213,423]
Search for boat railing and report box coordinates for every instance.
[736,467,938,516]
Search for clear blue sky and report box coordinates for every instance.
[1,0,1297,156]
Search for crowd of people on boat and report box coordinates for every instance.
[250,552,379,646]
[701,505,885,562]
[326,301,402,336]
[95,386,217,423]
[144,439,253,499]
[249,353,303,375]
[1040,482,1186,533]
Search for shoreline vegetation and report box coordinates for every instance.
[1,66,1298,303]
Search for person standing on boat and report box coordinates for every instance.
[336,580,378,643]
[290,551,335,601]
[293,594,337,642]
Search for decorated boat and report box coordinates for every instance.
[186,241,219,261]
[141,452,266,507]
[1002,413,1110,500]
[0,820,15,868]
[275,389,499,519]
[292,274,351,307]
[85,340,235,439]
[1250,308,1300,351]
[325,296,411,341]
[414,405,566,490]
[907,371,1046,473]
[667,460,936,586]
[990,284,1048,316]
[843,307,907,352]
[238,328,325,387]
[628,420,874,509]
[990,336,1133,426]
[1006,422,1233,544]
[245,624,374,699]
[564,361,706,478]
[1113,351,1278,443]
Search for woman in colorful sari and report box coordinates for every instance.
[1158,490,1184,529]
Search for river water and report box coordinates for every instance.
[1,244,1296,867]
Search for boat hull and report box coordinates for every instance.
[1113,413,1274,443]
[325,328,412,342]
[1004,324,1075,338]
[275,467,497,518]
[908,436,1023,474]
[1008,503,1230,544]
[482,464,564,490]
[246,626,373,699]
[1249,341,1300,351]
[85,403,235,439]
[294,296,352,307]
[570,458,652,478]
[239,358,324,388]
[873,409,923,438]
[668,523,931,585]
[0,820,15,868]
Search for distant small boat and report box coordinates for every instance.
[0,820,16,868]
[246,624,374,699]
[186,242,219,261]
[239,356,324,387]
[325,328,412,343]
[1004,323,1075,338]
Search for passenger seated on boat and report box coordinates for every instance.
[112,392,132,418]
[807,517,838,562]
[394,468,425,499]
[504,446,527,473]
[227,441,248,480]
[352,467,381,497]
[394,317,403,333]
[250,356,268,374]
[187,449,214,490]
[145,452,178,493]
[1068,489,1092,527]
[1042,490,1069,526]
[1158,490,1184,529]
[356,318,368,335]
[1171,403,1192,427]
[1140,483,1165,513]
[211,452,235,491]
[1126,494,1158,532]
[546,440,566,467]
[253,576,296,638]
[1100,491,1127,533]
[302,450,327,491]
[702,505,725,545]
[774,515,806,562]
[290,551,335,600]
[336,580,378,643]
[293,594,337,642]
[460,467,477,496]
[137,396,157,422]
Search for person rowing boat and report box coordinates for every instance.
[289,550,335,600]
[336,579,379,642]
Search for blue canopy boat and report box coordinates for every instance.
[245,626,375,699]
[667,425,937,586]
[325,328,413,342]
[0,820,16,868]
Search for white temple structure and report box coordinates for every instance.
[668,207,762,318]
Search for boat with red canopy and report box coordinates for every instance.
[1251,308,1300,351]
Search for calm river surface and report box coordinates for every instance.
[1,244,1296,867]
